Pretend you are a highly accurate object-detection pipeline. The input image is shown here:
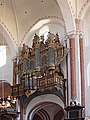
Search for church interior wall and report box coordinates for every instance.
[81,5,90,118]
[0,0,90,119]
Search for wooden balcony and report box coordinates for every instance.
[12,72,66,102]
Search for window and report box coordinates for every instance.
[0,46,6,67]
[39,25,49,41]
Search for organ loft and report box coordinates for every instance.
[12,33,69,106]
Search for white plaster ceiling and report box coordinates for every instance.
[0,0,63,48]
[0,0,89,49]
[67,0,90,18]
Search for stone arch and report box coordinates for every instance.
[29,108,50,120]
[80,1,90,19]
[32,114,42,120]
[28,102,64,120]
[56,0,75,33]
[26,94,64,120]
[20,16,65,47]
[22,0,75,46]
[0,21,17,57]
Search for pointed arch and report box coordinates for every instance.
[26,94,64,120]
[79,1,90,19]
[56,0,75,33]
[0,21,17,57]
[20,16,65,47]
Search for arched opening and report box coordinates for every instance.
[0,114,14,120]
[28,102,64,120]
[39,25,49,42]
[23,17,65,47]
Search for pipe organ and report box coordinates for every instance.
[12,33,69,102]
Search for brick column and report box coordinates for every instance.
[70,35,77,100]
[13,58,17,85]
[79,34,85,106]
[20,102,23,120]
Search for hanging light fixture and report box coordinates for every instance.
[0,81,16,109]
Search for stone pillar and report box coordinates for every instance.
[75,32,82,104]
[79,34,85,106]
[16,99,20,120]
[65,37,69,105]
[70,34,77,100]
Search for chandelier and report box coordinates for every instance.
[0,81,16,109]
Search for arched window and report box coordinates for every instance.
[39,25,49,41]
[0,45,6,67]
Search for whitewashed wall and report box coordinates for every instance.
[83,7,90,118]
[0,46,13,85]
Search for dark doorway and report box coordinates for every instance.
[33,114,42,120]
[0,115,12,120]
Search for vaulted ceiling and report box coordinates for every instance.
[0,0,89,55]
[0,0,63,48]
